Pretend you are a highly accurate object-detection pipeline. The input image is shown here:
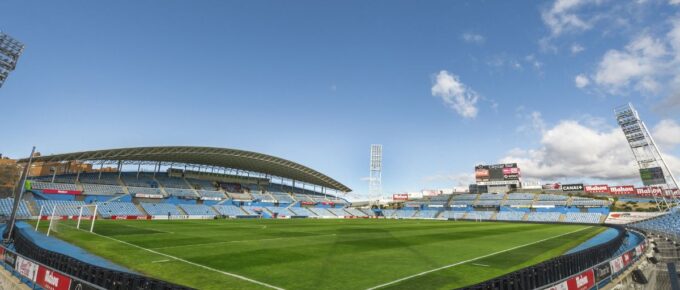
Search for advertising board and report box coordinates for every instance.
[475,163,520,182]
[609,185,635,195]
[15,256,38,282]
[36,266,72,290]
[562,184,584,192]
[584,185,609,194]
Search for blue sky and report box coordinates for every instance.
[1,0,679,199]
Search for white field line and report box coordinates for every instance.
[470,263,489,267]
[366,226,593,290]
[151,259,170,263]
[83,229,285,290]
[152,233,338,250]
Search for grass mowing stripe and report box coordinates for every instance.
[151,233,339,250]
[365,226,592,290]
[80,226,286,290]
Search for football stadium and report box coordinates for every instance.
[0,144,674,290]
[2,1,680,290]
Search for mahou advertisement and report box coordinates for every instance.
[635,187,663,196]
[392,194,408,201]
[36,266,72,290]
[609,185,635,195]
[543,269,595,290]
[584,185,609,194]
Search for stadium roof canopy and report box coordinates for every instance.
[18,146,351,192]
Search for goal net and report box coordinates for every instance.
[36,204,98,236]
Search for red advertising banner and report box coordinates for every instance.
[300,201,315,205]
[321,201,335,206]
[110,215,150,220]
[609,185,635,195]
[392,194,409,201]
[42,189,82,195]
[544,269,595,290]
[15,256,39,282]
[502,167,520,175]
[36,265,72,290]
[622,251,633,266]
[584,185,610,194]
[636,187,663,197]
[566,269,595,290]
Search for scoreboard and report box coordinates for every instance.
[475,163,520,182]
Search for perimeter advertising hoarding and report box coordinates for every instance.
[609,185,635,195]
[392,194,408,201]
[639,167,666,186]
[593,263,612,283]
[562,184,584,192]
[609,256,624,273]
[36,266,72,290]
[475,163,519,182]
[543,183,562,190]
[543,269,595,290]
[15,256,38,282]
[4,251,16,268]
[635,187,663,196]
[584,185,609,194]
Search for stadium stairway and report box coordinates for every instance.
[558,214,566,222]
[490,211,498,220]
[135,203,149,216]
[522,213,529,221]
[104,193,131,203]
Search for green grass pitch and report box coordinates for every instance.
[36,219,604,290]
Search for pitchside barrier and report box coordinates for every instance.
[0,244,104,290]
[538,230,648,290]
[12,228,192,290]
[460,224,630,290]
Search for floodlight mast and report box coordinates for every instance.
[369,144,383,203]
[0,31,25,88]
[615,103,679,211]
[3,146,35,243]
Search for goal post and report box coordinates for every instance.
[45,204,98,237]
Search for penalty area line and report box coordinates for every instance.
[84,230,285,290]
[366,226,593,290]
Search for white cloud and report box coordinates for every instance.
[517,110,547,134]
[461,33,485,44]
[671,0,680,5]
[575,74,590,88]
[501,120,636,180]
[431,71,479,119]
[423,172,473,187]
[652,119,680,149]
[501,118,680,182]
[593,34,668,94]
[525,54,544,70]
[541,0,593,36]
[571,43,585,54]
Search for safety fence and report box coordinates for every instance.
[0,244,104,290]
[460,224,630,290]
[12,228,192,290]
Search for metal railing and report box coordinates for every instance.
[460,224,629,290]
[12,228,192,290]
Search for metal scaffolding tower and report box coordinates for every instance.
[369,144,383,200]
[615,103,679,210]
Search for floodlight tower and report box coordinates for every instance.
[0,31,25,88]
[615,103,679,210]
[369,144,383,201]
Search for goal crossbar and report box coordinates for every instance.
[36,204,98,236]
